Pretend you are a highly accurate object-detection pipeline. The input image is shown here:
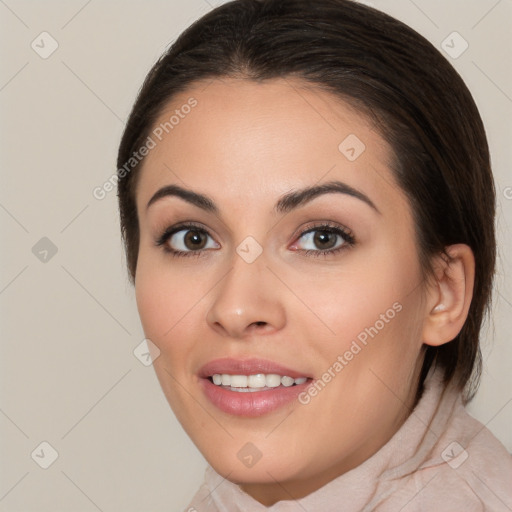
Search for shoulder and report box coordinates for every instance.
[377,380,512,512]
[411,400,512,511]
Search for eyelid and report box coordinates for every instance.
[291,221,355,244]
[155,222,219,250]
[156,221,209,238]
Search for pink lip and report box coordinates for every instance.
[198,358,312,417]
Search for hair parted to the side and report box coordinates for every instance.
[117,0,496,402]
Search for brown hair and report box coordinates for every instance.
[117,0,496,401]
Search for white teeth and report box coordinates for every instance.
[248,374,266,388]
[230,375,248,388]
[281,376,295,387]
[266,374,282,388]
[210,373,308,389]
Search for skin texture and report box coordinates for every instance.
[133,78,474,505]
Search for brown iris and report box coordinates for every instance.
[313,230,337,250]
[184,230,208,250]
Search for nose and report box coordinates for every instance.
[206,254,287,339]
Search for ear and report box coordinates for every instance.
[422,244,475,347]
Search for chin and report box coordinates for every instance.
[200,440,317,484]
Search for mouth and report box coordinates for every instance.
[208,373,308,392]
[198,358,313,417]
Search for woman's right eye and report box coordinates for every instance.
[156,226,220,256]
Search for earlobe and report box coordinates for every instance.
[422,244,475,347]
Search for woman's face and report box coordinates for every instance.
[134,78,430,503]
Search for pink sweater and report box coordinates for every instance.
[187,370,512,511]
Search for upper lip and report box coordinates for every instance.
[199,358,311,380]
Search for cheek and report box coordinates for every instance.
[134,262,200,406]
[135,258,168,339]
[134,251,222,384]
[293,251,421,347]
[134,253,198,345]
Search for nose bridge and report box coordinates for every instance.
[206,244,286,337]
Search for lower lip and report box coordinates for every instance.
[201,378,310,417]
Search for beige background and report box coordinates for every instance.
[0,0,511,510]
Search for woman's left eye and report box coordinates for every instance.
[291,226,354,254]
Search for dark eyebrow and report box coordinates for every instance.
[146,180,379,215]
[146,184,218,213]
[275,180,380,214]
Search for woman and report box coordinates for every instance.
[116,0,512,509]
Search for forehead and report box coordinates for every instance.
[135,77,403,215]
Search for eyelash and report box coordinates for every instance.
[155,221,356,259]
